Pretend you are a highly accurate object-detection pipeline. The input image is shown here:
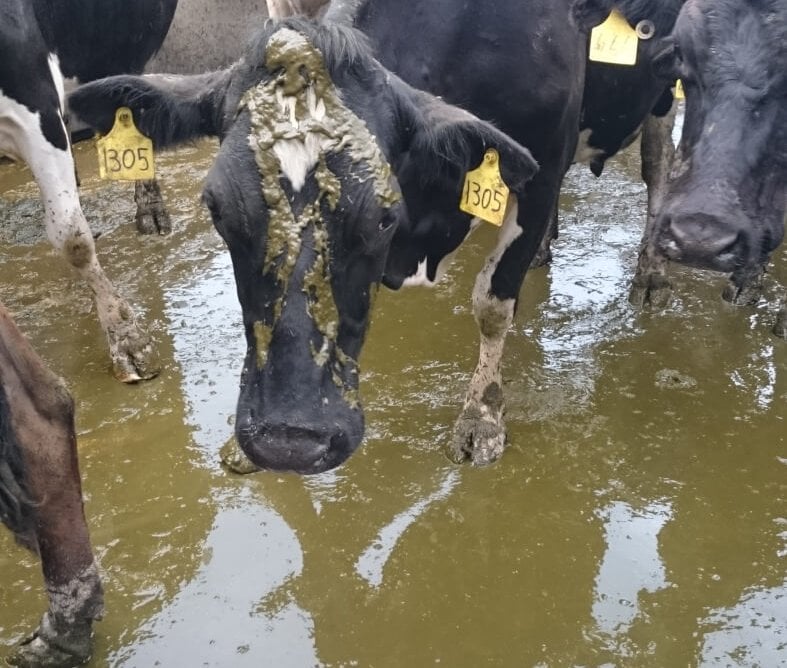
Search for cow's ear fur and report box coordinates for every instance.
[570,0,614,32]
[68,70,232,149]
[397,88,539,196]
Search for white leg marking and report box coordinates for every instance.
[1,87,154,379]
[47,53,66,114]
[451,199,521,465]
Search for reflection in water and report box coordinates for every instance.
[355,469,460,587]
[592,501,672,637]
[165,249,243,459]
[109,490,318,667]
[700,582,787,667]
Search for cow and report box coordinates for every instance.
[647,0,786,332]
[264,0,683,304]
[0,304,103,667]
[69,15,544,472]
[0,0,178,382]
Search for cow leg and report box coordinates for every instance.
[723,265,766,306]
[449,181,556,466]
[9,101,159,382]
[629,104,678,308]
[134,178,172,235]
[0,305,103,668]
[529,204,558,268]
[774,297,787,339]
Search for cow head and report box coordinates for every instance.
[69,19,537,473]
[652,0,786,280]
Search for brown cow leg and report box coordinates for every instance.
[0,306,103,667]
[134,178,172,235]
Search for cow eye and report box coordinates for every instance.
[378,211,397,232]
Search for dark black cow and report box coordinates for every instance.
[570,0,686,308]
[0,0,177,381]
[0,304,103,667]
[649,0,786,324]
[70,17,542,472]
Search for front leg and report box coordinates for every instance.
[0,306,103,668]
[449,199,520,466]
[774,297,787,339]
[25,130,159,381]
[134,179,172,235]
[630,103,678,308]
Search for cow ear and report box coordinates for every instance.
[68,70,232,149]
[397,89,539,196]
[651,40,683,81]
[570,0,615,32]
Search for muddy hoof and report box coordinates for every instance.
[220,437,260,474]
[774,307,787,339]
[629,272,672,309]
[108,323,159,383]
[110,340,159,383]
[529,245,552,269]
[448,406,506,467]
[134,180,172,235]
[6,616,93,668]
[722,278,762,306]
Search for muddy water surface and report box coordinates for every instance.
[0,131,785,667]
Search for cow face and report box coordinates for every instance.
[653,0,786,277]
[69,19,538,473]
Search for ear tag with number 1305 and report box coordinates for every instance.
[96,107,155,181]
[459,149,510,227]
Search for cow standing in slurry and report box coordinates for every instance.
[648,0,786,332]
[0,305,103,667]
[0,0,178,381]
[69,17,540,473]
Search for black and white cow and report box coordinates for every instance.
[0,0,177,381]
[648,0,786,328]
[0,303,103,667]
[69,17,542,473]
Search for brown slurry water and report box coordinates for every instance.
[0,128,784,667]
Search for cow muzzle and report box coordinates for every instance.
[235,400,363,474]
[657,210,749,273]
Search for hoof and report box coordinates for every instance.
[629,272,672,309]
[722,278,762,306]
[529,245,552,269]
[220,437,260,474]
[109,326,160,383]
[448,396,506,467]
[774,307,787,339]
[6,616,93,668]
[134,180,172,235]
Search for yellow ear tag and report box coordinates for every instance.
[589,9,639,66]
[96,107,155,181]
[674,79,685,100]
[459,149,510,227]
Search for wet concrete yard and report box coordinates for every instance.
[0,125,785,666]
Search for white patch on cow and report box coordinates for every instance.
[47,53,65,114]
[466,198,521,399]
[272,84,331,192]
[0,87,136,364]
[401,217,484,287]
[573,128,604,165]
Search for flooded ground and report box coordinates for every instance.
[0,122,785,667]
